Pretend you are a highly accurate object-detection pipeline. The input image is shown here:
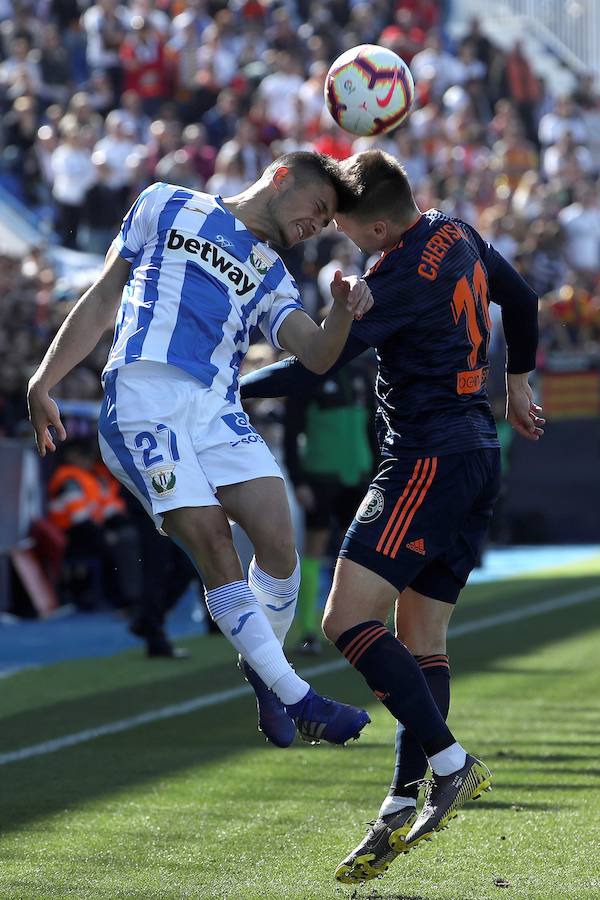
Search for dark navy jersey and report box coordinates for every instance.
[351,208,499,457]
[240,208,539,459]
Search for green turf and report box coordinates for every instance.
[1,564,600,900]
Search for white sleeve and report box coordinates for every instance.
[113,182,166,261]
[259,269,303,349]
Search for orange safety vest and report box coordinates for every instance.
[47,465,103,532]
[92,462,126,522]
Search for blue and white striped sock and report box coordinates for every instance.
[205,580,309,705]
[248,553,300,646]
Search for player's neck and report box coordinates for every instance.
[381,207,422,250]
[220,185,271,241]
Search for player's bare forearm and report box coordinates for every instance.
[278,273,373,374]
[28,247,130,455]
[308,302,355,373]
[29,249,128,392]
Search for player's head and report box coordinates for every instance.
[260,152,355,248]
[334,150,420,253]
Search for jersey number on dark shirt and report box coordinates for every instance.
[451,258,491,396]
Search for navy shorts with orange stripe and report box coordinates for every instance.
[339,448,501,604]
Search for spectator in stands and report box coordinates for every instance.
[38,24,73,106]
[94,110,138,207]
[125,493,198,658]
[155,146,204,189]
[165,14,204,121]
[81,0,131,102]
[181,123,216,186]
[50,118,96,248]
[542,129,594,180]
[504,39,541,144]
[80,150,125,255]
[214,118,272,186]
[0,36,42,103]
[411,29,462,99]
[87,70,116,118]
[538,94,588,147]
[258,50,304,134]
[201,87,240,148]
[119,15,170,117]
[67,91,105,142]
[559,180,600,281]
[47,436,142,612]
[2,95,40,202]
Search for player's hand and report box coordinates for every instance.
[27,380,67,456]
[296,484,316,511]
[330,271,373,320]
[506,374,545,441]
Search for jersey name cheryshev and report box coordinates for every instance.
[103,182,301,401]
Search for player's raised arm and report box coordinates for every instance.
[277,272,372,374]
[27,245,130,456]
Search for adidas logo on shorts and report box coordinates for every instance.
[406,538,426,555]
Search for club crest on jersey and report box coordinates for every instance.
[149,465,176,496]
[166,229,256,296]
[249,246,272,276]
[357,488,385,522]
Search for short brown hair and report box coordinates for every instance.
[341,149,416,221]
[266,151,356,211]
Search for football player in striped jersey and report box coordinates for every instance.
[28,152,374,750]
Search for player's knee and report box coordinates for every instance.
[321,608,343,643]
[253,529,297,577]
[163,511,237,583]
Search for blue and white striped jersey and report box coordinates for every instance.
[103,182,302,401]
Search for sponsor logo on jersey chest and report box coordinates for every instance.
[166,229,256,296]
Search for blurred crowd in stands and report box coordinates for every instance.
[2,0,600,442]
[2,0,600,632]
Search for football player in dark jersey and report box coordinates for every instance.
[241,150,543,883]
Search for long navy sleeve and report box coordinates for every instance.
[240,333,370,399]
[462,223,539,373]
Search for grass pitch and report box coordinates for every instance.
[1,558,600,900]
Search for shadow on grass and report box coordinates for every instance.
[467,799,562,811]
[1,572,599,832]
[488,751,599,762]
[359,894,431,900]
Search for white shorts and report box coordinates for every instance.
[98,361,282,528]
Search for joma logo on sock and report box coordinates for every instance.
[166,229,257,296]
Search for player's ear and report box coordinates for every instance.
[272,166,291,191]
[373,220,388,241]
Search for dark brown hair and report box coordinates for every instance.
[266,151,356,211]
[341,149,417,220]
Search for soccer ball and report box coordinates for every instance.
[324,44,415,136]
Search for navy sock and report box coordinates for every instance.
[335,621,454,756]
[390,654,451,799]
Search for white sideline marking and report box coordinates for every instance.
[1,584,598,766]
